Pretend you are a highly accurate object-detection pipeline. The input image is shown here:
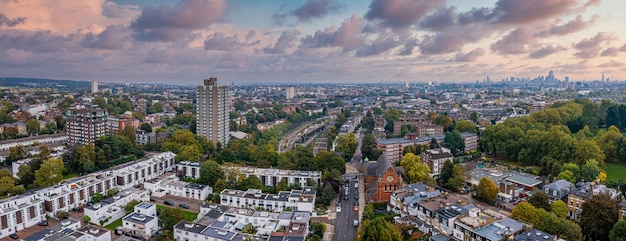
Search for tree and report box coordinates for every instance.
[198,160,224,186]
[598,171,607,182]
[443,130,465,155]
[335,133,357,161]
[429,137,439,149]
[596,126,622,163]
[581,159,602,182]
[83,215,91,224]
[511,202,537,224]
[34,158,64,187]
[118,126,136,143]
[363,204,375,220]
[140,123,153,133]
[470,111,479,124]
[580,194,619,241]
[319,184,335,206]
[573,137,605,166]
[27,118,40,135]
[556,170,576,183]
[91,193,104,203]
[124,200,141,213]
[476,177,498,204]
[6,145,25,164]
[361,217,402,241]
[551,200,568,219]
[560,163,580,182]
[175,144,202,162]
[447,165,466,192]
[610,220,626,241]
[438,160,454,185]
[17,164,34,188]
[107,188,120,197]
[312,151,346,174]
[399,153,431,184]
[454,120,477,134]
[528,190,551,211]
[159,207,186,230]
[238,175,264,190]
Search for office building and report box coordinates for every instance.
[66,104,108,144]
[196,78,231,147]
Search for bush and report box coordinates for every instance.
[56,211,68,219]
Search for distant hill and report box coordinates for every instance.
[0,77,90,91]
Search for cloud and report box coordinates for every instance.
[490,27,536,55]
[204,32,241,51]
[528,45,567,58]
[82,24,130,50]
[355,35,400,57]
[365,0,445,30]
[263,30,300,54]
[418,6,457,31]
[598,60,624,68]
[0,13,26,27]
[492,0,597,24]
[102,1,140,19]
[620,43,626,52]
[0,30,79,53]
[535,15,596,37]
[453,48,485,62]
[600,47,619,57]
[300,14,365,50]
[573,32,614,58]
[397,38,418,56]
[293,0,343,22]
[131,0,227,42]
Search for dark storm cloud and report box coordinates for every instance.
[82,24,130,50]
[453,48,485,62]
[0,13,25,27]
[131,0,227,42]
[204,32,241,51]
[264,30,300,54]
[365,0,445,30]
[293,0,343,22]
[528,45,567,59]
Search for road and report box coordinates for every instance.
[332,177,359,241]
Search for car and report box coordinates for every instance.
[354,205,359,211]
[354,182,358,188]
[353,219,359,227]
[337,201,342,207]
[37,221,48,226]
[354,194,358,200]
[150,197,156,202]
[164,200,175,206]
[179,204,190,209]
[336,206,342,213]
[9,234,18,239]
[355,190,358,195]
[344,195,348,200]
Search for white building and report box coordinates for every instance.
[84,189,149,226]
[176,161,201,179]
[285,87,295,100]
[121,203,158,240]
[225,166,321,188]
[0,193,46,239]
[144,173,212,200]
[220,187,316,212]
[114,152,176,190]
[0,133,67,152]
[92,80,99,93]
[77,225,113,241]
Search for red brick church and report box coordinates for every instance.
[365,153,403,203]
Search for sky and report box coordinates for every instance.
[1,0,625,85]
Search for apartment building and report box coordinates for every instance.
[620,200,626,220]
[84,189,149,226]
[420,148,453,177]
[114,152,176,190]
[389,183,441,217]
[0,193,46,239]
[220,187,316,212]
[196,78,231,147]
[24,218,83,241]
[39,173,116,215]
[176,161,201,179]
[66,104,108,144]
[135,130,156,145]
[121,203,158,240]
[144,173,212,200]
[225,166,321,188]
[392,116,432,136]
[0,133,67,152]
[567,182,621,220]
[376,133,479,163]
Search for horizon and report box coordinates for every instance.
[0,0,625,84]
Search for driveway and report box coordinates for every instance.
[150,194,203,213]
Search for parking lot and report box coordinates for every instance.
[150,194,203,213]
[0,218,59,241]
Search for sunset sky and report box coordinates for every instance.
[0,0,625,84]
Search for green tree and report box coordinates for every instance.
[27,118,40,135]
[363,204,375,220]
[447,165,466,192]
[580,194,619,241]
[34,158,64,187]
[312,151,346,174]
[107,188,119,197]
[335,133,357,161]
[454,120,477,134]
[551,200,568,219]
[91,193,104,203]
[469,111,479,124]
[83,215,91,223]
[399,153,432,184]
[6,145,26,164]
[319,184,335,206]
[438,160,454,185]
[238,175,264,190]
[581,159,602,182]
[573,138,605,166]
[159,207,186,230]
[198,160,224,186]
[596,126,622,163]
[124,200,141,213]
[140,123,152,133]
[528,190,551,211]
[476,177,498,204]
[361,217,402,241]
[561,163,580,182]
[610,220,626,241]
[443,130,465,155]
[175,144,202,162]
[118,126,136,143]
[511,202,537,224]
[557,169,576,184]
[17,164,34,188]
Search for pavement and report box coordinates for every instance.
[0,218,58,241]
[150,194,203,214]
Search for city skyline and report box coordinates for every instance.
[0,0,625,84]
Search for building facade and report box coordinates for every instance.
[365,154,403,203]
[225,166,321,188]
[219,187,316,212]
[421,148,453,177]
[196,78,231,147]
[144,173,212,200]
[66,104,108,144]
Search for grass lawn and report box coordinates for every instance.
[156,205,198,221]
[105,218,123,230]
[605,163,626,182]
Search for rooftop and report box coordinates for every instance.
[123,213,156,225]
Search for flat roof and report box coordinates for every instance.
[123,213,156,225]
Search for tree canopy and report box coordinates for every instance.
[580,194,619,241]
[361,217,402,241]
[476,177,498,204]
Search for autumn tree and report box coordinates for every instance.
[511,202,537,224]
[400,153,433,185]
[476,177,498,204]
[551,200,568,219]
[34,158,64,187]
[335,133,357,161]
[580,194,619,241]
[361,217,402,241]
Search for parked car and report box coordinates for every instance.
[354,182,358,188]
[344,195,348,201]
[353,219,359,227]
[337,201,342,207]
[150,197,156,202]
[164,200,175,206]
[179,204,190,209]
[353,205,359,212]
[37,221,48,226]
[9,234,18,239]
[336,206,342,213]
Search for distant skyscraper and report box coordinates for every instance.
[196,78,230,147]
[602,72,605,82]
[66,104,108,144]
[286,86,295,100]
[91,80,99,93]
